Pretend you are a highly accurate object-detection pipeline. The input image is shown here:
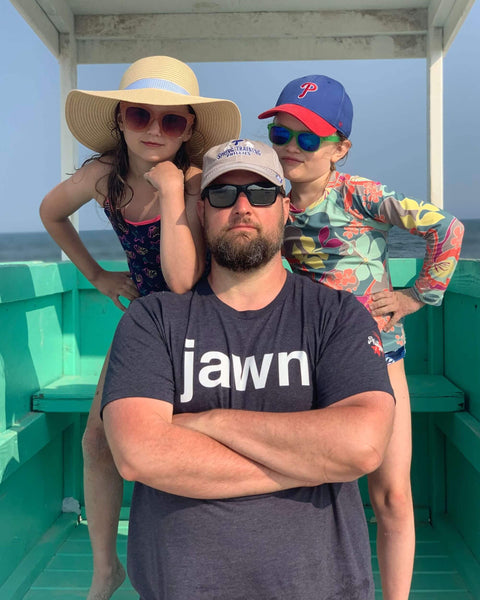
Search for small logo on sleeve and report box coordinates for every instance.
[368,332,384,357]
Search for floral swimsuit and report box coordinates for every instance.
[283,171,464,354]
[104,200,168,296]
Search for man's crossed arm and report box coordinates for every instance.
[103,391,394,500]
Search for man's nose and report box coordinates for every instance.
[233,192,252,213]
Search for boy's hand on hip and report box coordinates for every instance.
[370,289,425,331]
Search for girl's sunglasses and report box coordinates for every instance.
[123,106,194,137]
[268,123,340,152]
[202,183,282,208]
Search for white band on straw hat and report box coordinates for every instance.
[124,78,190,94]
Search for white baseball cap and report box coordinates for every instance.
[201,139,285,191]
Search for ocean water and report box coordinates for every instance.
[1,219,479,263]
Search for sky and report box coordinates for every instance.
[1,1,479,233]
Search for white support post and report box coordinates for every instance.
[426,26,444,209]
[59,31,79,242]
[59,32,80,371]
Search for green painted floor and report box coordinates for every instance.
[22,519,474,599]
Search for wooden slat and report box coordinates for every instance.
[77,34,427,64]
[24,521,134,600]
[32,375,98,413]
[32,373,465,413]
[0,514,78,600]
[75,9,428,39]
[408,374,465,412]
[19,519,475,599]
[435,412,480,479]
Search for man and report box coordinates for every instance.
[102,139,395,600]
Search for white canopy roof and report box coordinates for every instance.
[12,0,474,63]
[10,0,476,210]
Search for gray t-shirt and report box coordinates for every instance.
[103,273,393,600]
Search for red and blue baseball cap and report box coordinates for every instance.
[258,75,353,138]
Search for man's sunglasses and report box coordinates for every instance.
[122,106,194,137]
[268,124,340,152]
[201,183,283,208]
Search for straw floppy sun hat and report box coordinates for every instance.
[65,55,242,167]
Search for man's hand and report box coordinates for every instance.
[370,288,425,331]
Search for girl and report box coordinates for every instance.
[40,55,241,600]
[258,74,464,600]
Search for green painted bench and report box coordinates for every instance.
[32,373,465,413]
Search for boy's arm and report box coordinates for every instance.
[373,202,463,328]
[377,192,464,299]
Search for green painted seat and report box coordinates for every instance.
[31,372,465,413]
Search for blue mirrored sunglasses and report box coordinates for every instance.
[268,123,340,152]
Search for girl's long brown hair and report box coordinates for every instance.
[84,104,195,227]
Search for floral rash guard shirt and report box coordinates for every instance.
[283,171,464,354]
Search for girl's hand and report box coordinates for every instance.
[144,161,184,199]
[91,269,139,311]
[370,289,425,331]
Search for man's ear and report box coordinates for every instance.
[282,194,290,225]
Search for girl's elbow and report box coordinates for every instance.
[168,281,191,294]
[165,271,202,294]
[39,199,48,223]
[39,197,62,227]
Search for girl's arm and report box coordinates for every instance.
[369,188,464,328]
[144,163,205,293]
[40,160,139,310]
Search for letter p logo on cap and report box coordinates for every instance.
[298,82,318,99]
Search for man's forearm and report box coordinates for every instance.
[103,397,311,499]
[174,391,394,484]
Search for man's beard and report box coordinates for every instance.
[206,217,284,272]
